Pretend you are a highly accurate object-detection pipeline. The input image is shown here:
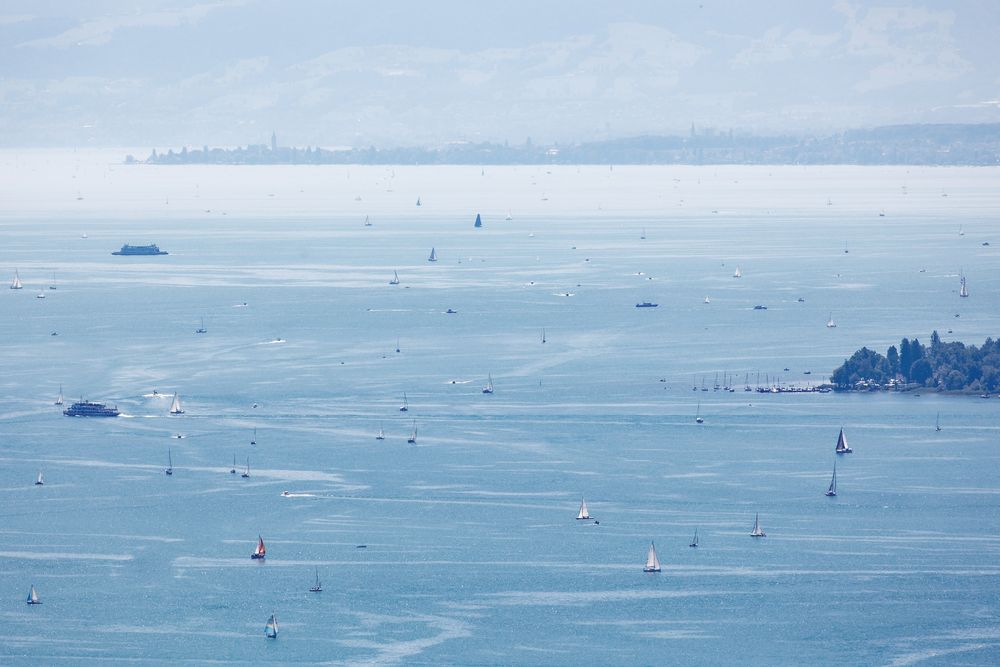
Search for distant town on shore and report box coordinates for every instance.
[131,123,1000,167]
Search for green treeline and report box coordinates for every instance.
[831,332,1000,392]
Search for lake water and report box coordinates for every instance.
[1,152,999,665]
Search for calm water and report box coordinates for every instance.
[1,156,999,665]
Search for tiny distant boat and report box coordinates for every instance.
[407,421,417,444]
[395,338,400,353]
[733,266,742,279]
[826,314,837,328]
[643,541,662,573]
[251,428,256,446]
[169,393,184,415]
[10,270,23,289]
[445,308,457,314]
[959,275,969,298]
[825,461,838,497]
[541,328,546,344]
[635,302,658,308]
[959,225,965,236]
[376,423,385,440]
[242,457,251,478]
[364,215,372,227]
[576,498,592,520]
[750,513,766,537]
[505,210,512,221]
[474,213,482,228]
[195,318,207,334]
[640,228,646,240]
[55,385,64,406]
[36,291,45,299]
[230,453,237,474]
[704,296,710,304]
[165,449,173,476]
[753,305,767,310]
[695,403,704,424]
[399,393,409,412]
[428,247,437,262]
[35,471,44,486]
[251,535,266,559]
[844,242,849,254]
[389,270,400,285]
[689,529,699,548]
[835,427,852,454]
[416,197,421,207]
[26,585,41,605]
[309,567,322,592]
[265,612,278,638]
[482,374,494,394]
[935,412,942,432]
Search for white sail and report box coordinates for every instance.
[55,385,64,406]
[733,266,742,278]
[11,270,23,289]
[576,498,590,520]
[35,471,44,485]
[389,270,399,285]
[960,275,969,297]
[827,313,836,328]
[27,585,40,604]
[376,424,385,440]
[169,393,184,414]
[643,542,661,572]
[482,374,494,394]
[835,428,852,453]
[750,513,766,537]
[428,247,437,262]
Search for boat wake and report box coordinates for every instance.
[446,379,473,384]
[280,491,315,498]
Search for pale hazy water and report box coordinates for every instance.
[0,153,999,665]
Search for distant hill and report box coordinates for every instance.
[133,123,1000,166]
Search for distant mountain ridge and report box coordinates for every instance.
[134,123,1000,166]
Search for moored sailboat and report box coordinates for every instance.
[643,541,662,572]
[251,535,266,559]
[750,513,766,537]
[835,427,852,454]
[242,457,251,478]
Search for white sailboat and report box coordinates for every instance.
[407,421,417,444]
[364,215,372,227]
[265,612,278,638]
[733,265,742,279]
[835,427,852,454]
[960,275,969,298]
[576,498,592,520]
[643,541,662,572]
[169,393,184,415]
[750,513,766,537]
[825,461,838,497]
[35,470,44,486]
[309,567,323,593]
[165,449,173,476]
[399,393,409,412]
[695,403,704,424]
[376,423,385,440]
[10,270,23,289]
[505,210,512,221]
[26,584,41,605]
[826,313,837,328]
[389,270,400,285]
[427,247,437,262]
[55,385,64,406]
[242,457,251,478]
[482,374,494,394]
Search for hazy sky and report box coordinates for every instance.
[2,1,998,148]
